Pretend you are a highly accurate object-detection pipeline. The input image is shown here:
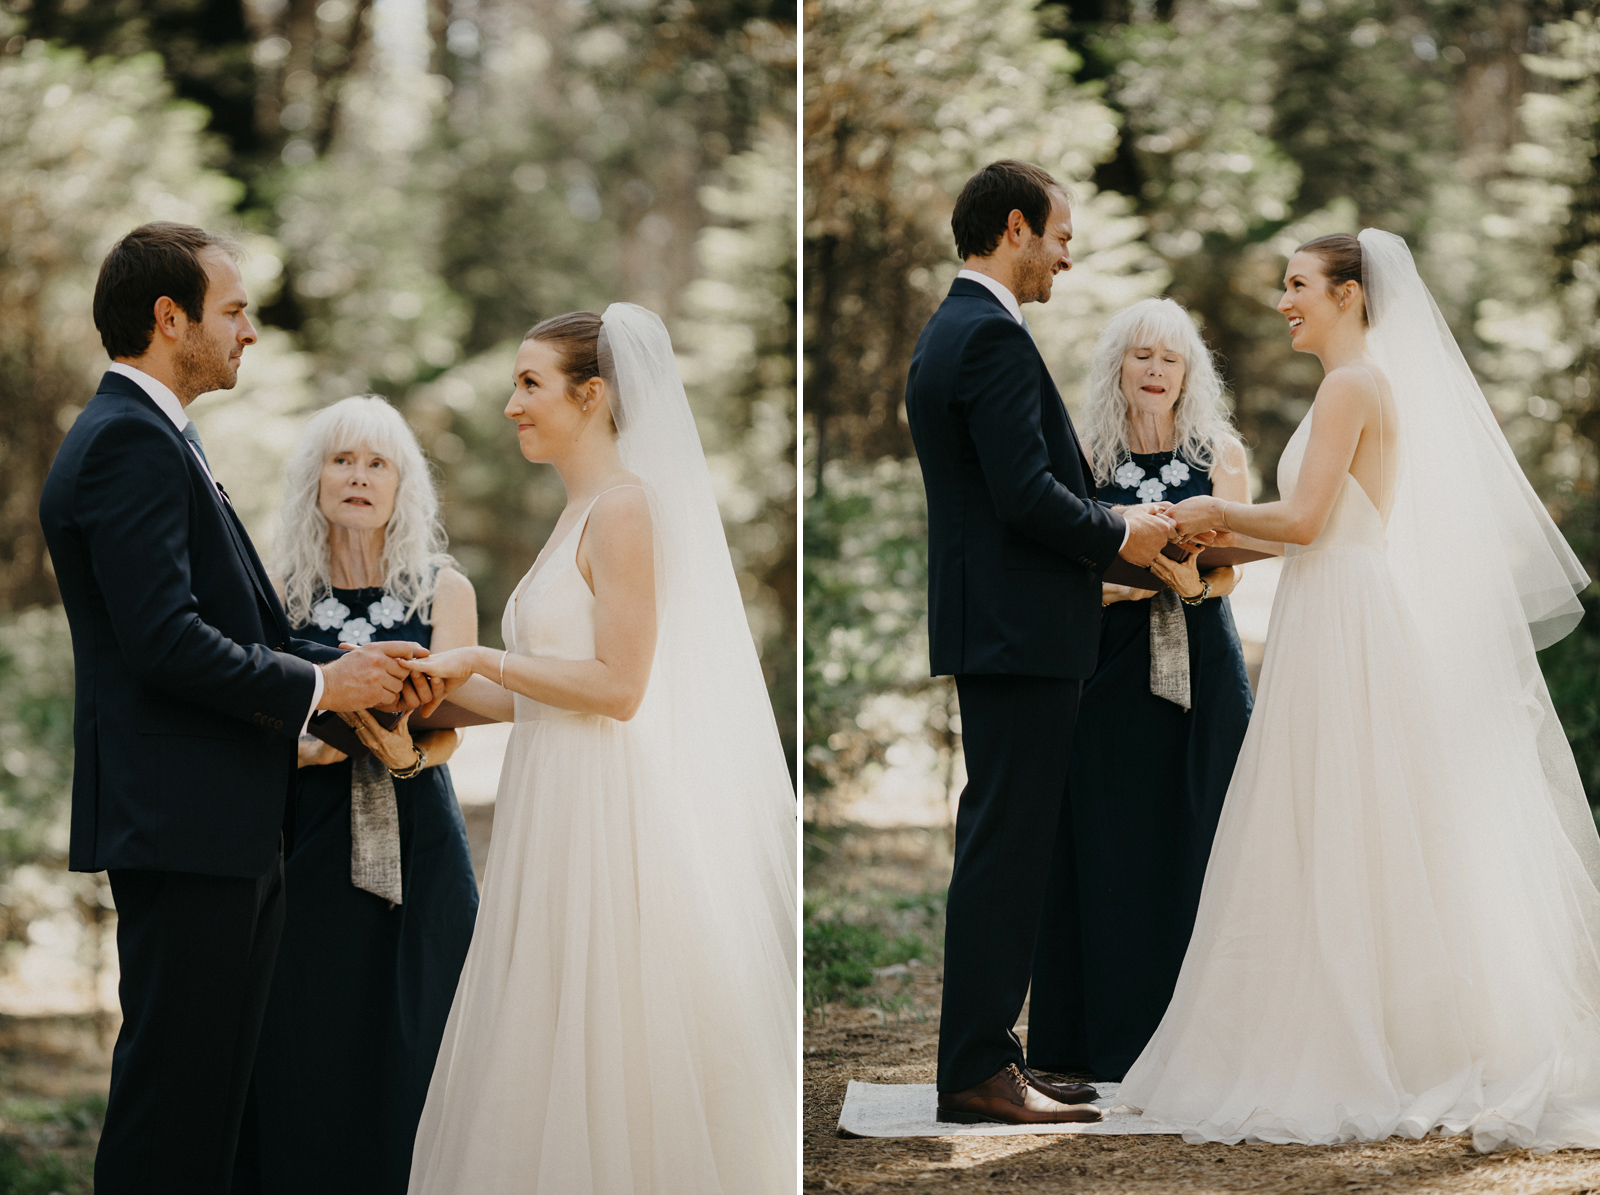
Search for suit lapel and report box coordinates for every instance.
[946,281,1098,490]
[99,376,288,637]
[1043,371,1097,490]
[1024,331,1096,494]
[211,492,290,639]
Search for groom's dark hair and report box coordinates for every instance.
[93,222,241,359]
[951,160,1069,261]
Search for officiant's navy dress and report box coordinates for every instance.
[233,586,478,1195]
[1027,450,1252,1080]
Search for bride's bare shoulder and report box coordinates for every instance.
[1314,365,1387,416]
[590,478,651,525]
[581,481,654,563]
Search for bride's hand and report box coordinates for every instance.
[403,647,482,681]
[1168,495,1226,542]
[403,647,486,715]
[341,708,418,772]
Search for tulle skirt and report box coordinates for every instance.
[407,713,794,1192]
[1118,543,1600,1151]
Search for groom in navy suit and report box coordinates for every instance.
[906,162,1174,1124]
[39,224,433,1193]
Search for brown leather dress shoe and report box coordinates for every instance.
[1023,1067,1099,1106]
[936,1063,1105,1125]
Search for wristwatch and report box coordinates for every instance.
[390,743,427,780]
[1180,578,1212,607]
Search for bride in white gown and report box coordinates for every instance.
[1132,230,1600,1152]
[400,304,796,1191]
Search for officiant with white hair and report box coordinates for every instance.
[1026,297,1256,1083]
[234,395,480,1195]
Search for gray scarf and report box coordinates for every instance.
[1149,589,1191,711]
[350,754,403,907]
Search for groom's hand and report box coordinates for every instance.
[399,669,453,717]
[1118,507,1177,568]
[317,641,426,712]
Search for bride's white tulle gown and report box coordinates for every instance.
[1118,231,1600,1152]
[407,306,796,1192]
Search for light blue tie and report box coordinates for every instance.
[182,421,230,504]
[181,421,211,471]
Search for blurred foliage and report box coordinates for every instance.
[1484,12,1600,519]
[802,0,1165,476]
[803,457,944,802]
[1061,0,1575,497]
[1541,589,1600,807]
[804,0,1600,812]
[12,0,262,167]
[0,0,798,839]
[0,610,74,870]
[0,613,115,1015]
[1540,489,1600,807]
[1509,13,1600,803]
[0,39,242,610]
[679,124,799,740]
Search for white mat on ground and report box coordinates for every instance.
[837,1080,1184,1137]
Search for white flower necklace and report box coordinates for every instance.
[310,589,407,646]
[1114,450,1191,504]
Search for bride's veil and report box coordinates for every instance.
[597,303,796,1182]
[1361,229,1600,884]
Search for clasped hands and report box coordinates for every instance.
[1117,496,1232,567]
[1109,497,1233,604]
[312,641,474,772]
[317,639,452,718]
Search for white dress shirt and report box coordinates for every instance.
[107,362,324,727]
[956,269,1024,324]
[108,362,218,487]
[953,272,1132,554]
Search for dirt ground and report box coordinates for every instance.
[804,826,1600,1195]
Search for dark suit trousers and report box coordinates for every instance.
[96,860,285,1195]
[938,674,1081,1093]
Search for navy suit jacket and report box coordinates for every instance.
[39,371,341,877]
[906,279,1126,679]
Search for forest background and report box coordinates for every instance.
[0,0,795,1138]
[804,0,1600,843]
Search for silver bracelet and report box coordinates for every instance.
[499,649,508,688]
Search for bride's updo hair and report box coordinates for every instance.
[1296,233,1367,325]
[525,311,617,431]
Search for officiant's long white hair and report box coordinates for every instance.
[1079,297,1238,487]
[274,395,454,629]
